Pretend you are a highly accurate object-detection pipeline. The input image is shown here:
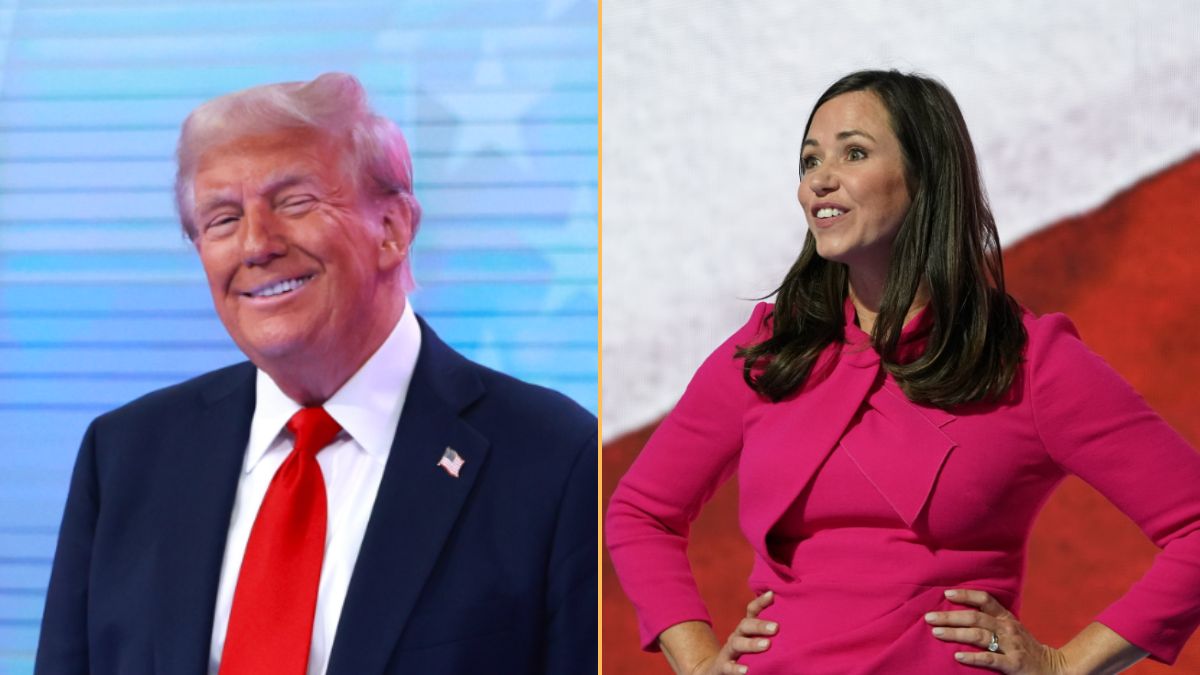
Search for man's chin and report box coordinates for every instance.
[232,333,314,367]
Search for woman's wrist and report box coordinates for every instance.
[659,621,722,675]
[1044,647,1072,675]
[1057,622,1147,675]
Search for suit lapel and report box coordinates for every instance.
[327,320,488,675]
[152,364,255,675]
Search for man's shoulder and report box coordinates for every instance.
[417,317,596,441]
[95,361,255,428]
[471,361,593,422]
[450,354,596,450]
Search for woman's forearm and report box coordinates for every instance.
[659,621,723,675]
[1059,622,1147,675]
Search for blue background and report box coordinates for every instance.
[0,0,598,669]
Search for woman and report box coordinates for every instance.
[605,70,1200,674]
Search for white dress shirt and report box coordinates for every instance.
[208,302,421,675]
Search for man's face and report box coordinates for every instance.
[191,127,408,375]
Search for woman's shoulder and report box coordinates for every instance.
[1016,306,1101,377]
[742,301,775,337]
[1019,304,1078,332]
[1019,306,1084,347]
[686,302,775,390]
[714,301,775,357]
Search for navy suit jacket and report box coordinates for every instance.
[35,318,597,674]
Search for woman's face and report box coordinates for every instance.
[798,90,912,276]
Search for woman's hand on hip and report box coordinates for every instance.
[924,589,1069,673]
[690,591,779,675]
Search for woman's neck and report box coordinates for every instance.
[847,268,930,335]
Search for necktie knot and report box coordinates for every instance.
[286,407,342,458]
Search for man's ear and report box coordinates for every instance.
[377,196,413,273]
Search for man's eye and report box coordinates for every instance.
[206,216,238,230]
[847,147,867,161]
[279,196,316,211]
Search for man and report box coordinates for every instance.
[35,73,597,674]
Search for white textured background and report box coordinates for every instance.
[602,0,1200,436]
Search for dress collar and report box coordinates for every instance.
[739,298,956,576]
[840,295,933,366]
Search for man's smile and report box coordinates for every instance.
[241,273,316,299]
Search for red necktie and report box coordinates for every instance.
[220,407,342,675]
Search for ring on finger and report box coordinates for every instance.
[987,631,1001,653]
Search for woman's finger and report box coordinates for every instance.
[930,626,996,649]
[745,590,774,618]
[726,634,771,656]
[953,649,1014,672]
[924,610,998,630]
[710,590,777,673]
[944,589,1013,618]
[735,617,779,637]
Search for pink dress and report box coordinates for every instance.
[606,300,1200,673]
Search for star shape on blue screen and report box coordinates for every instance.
[431,54,545,175]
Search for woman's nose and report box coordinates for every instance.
[806,165,838,196]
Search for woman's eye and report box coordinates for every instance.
[847,147,867,161]
[801,155,819,171]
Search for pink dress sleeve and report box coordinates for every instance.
[605,302,770,650]
[1028,313,1200,664]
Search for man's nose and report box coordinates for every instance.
[241,203,286,265]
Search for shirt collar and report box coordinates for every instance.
[244,301,422,474]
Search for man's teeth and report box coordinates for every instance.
[816,207,845,219]
[252,276,311,298]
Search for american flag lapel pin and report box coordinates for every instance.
[437,446,464,478]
